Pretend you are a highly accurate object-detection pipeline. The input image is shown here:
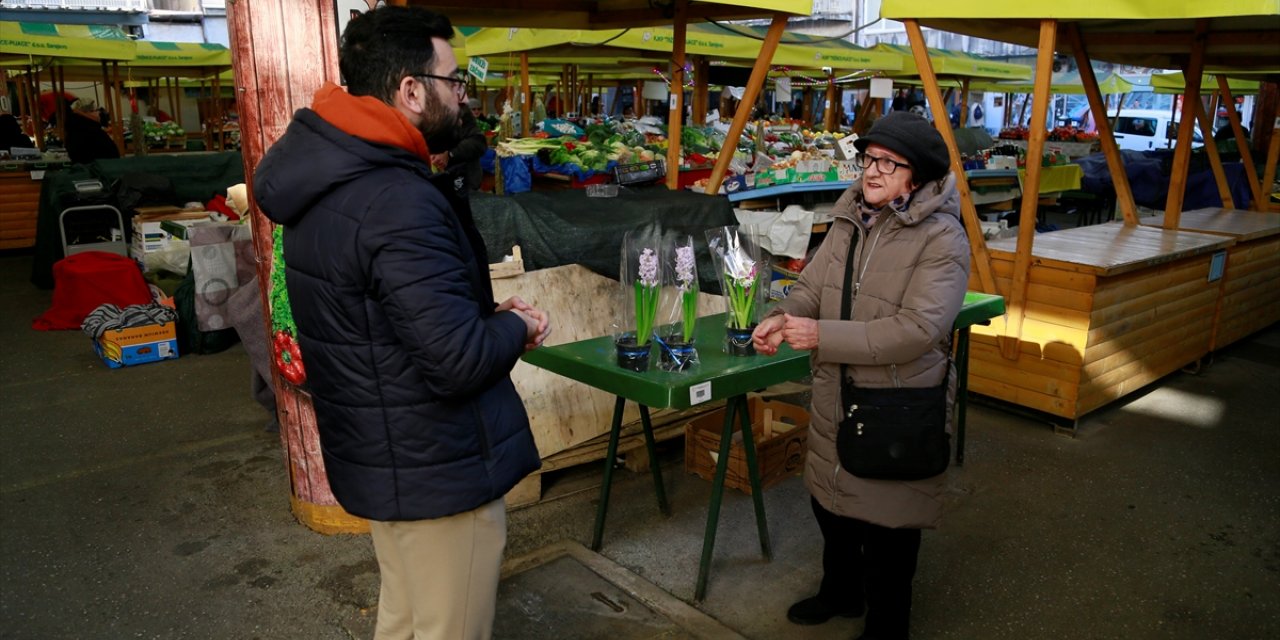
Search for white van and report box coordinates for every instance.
[1110,109,1204,152]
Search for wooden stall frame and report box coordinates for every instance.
[665,0,689,190]
[1065,23,1138,226]
[1162,19,1209,228]
[1217,76,1266,211]
[707,14,788,195]
[903,19,997,295]
[1193,92,1234,210]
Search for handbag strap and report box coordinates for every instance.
[838,220,952,401]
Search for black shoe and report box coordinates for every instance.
[786,594,865,625]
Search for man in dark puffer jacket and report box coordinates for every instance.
[252,7,549,639]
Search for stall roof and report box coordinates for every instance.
[878,0,1280,71]
[873,43,1029,80]
[463,24,902,72]
[0,21,135,62]
[405,0,811,29]
[1150,71,1262,95]
[972,70,1133,95]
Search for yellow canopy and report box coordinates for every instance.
[0,21,135,62]
[873,43,1029,80]
[1150,72,1261,95]
[878,1,1280,71]
[972,71,1133,96]
[406,0,811,29]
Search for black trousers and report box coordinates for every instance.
[811,496,922,640]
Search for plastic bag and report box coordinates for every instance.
[706,225,765,356]
[657,232,699,371]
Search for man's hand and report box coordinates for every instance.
[751,314,787,356]
[430,151,450,171]
[502,297,551,351]
[497,296,531,313]
[781,313,819,351]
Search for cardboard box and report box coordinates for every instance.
[131,211,209,253]
[834,134,859,160]
[93,320,179,368]
[684,397,809,495]
[768,262,802,301]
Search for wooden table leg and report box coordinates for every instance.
[638,405,671,516]
[590,395,627,551]
[955,327,973,465]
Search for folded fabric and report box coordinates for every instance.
[81,302,178,339]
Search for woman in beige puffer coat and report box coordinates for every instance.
[752,112,970,640]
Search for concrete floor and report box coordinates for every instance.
[2,251,1278,640]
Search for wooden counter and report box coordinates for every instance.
[1141,208,1280,350]
[968,223,1233,421]
[0,169,43,250]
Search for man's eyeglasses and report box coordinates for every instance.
[855,152,911,175]
[412,72,468,99]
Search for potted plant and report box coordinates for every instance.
[659,233,699,371]
[706,225,764,356]
[615,230,662,371]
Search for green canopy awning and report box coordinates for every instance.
[1150,71,1262,95]
[873,42,1029,80]
[405,0,812,29]
[972,71,1133,95]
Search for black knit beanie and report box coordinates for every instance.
[853,111,950,185]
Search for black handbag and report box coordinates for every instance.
[834,223,951,481]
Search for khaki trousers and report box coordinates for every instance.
[368,499,507,640]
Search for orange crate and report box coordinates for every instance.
[683,397,809,495]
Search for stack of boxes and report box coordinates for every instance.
[130,206,210,269]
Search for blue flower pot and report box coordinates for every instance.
[659,338,697,371]
[726,325,756,357]
[615,335,652,372]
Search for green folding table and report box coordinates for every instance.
[522,291,1004,600]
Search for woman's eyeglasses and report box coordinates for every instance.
[856,152,911,175]
[412,72,468,99]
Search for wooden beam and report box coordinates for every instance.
[824,70,838,132]
[665,0,688,190]
[959,77,969,127]
[1066,23,1138,225]
[852,90,876,135]
[1163,19,1210,228]
[520,52,531,136]
[707,13,786,196]
[692,56,709,125]
[1194,91,1234,209]
[904,18,998,296]
[1218,75,1265,210]
[1002,19,1058,360]
[1263,116,1280,212]
[111,61,125,155]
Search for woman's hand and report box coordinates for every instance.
[781,313,819,351]
[751,314,787,356]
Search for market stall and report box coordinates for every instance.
[879,1,1280,424]
[227,0,814,533]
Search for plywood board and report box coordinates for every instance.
[493,264,726,458]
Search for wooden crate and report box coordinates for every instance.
[0,170,43,250]
[970,223,1232,421]
[684,396,809,495]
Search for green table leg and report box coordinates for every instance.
[695,394,771,601]
[955,327,972,466]
[737,395,772,559]
[638,405,671,516]
[590,395,627,551]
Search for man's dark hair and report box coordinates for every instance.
[340,6,454,103]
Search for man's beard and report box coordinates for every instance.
[420,95,461,154]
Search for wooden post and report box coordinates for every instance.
[54,66,67,148]
[1066,24,1138,225]
[801,87,812,125]
[1218,76,1265,210]
[1163,19,1209,229]
[693,56,709,125]
[1001,19,1058,360]
[852,90,876,135]
[665,0,688,190]
[1194,93,1234,209]
[959,77,970,127]
[21,67,42,149]
[1262,119,1280,212]
[904,19,998,296]
[111,62,125,155]
[706,13,787,196]
[520,52,531,137]
[823,70,838,132]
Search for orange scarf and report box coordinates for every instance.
[310,82,431,162]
